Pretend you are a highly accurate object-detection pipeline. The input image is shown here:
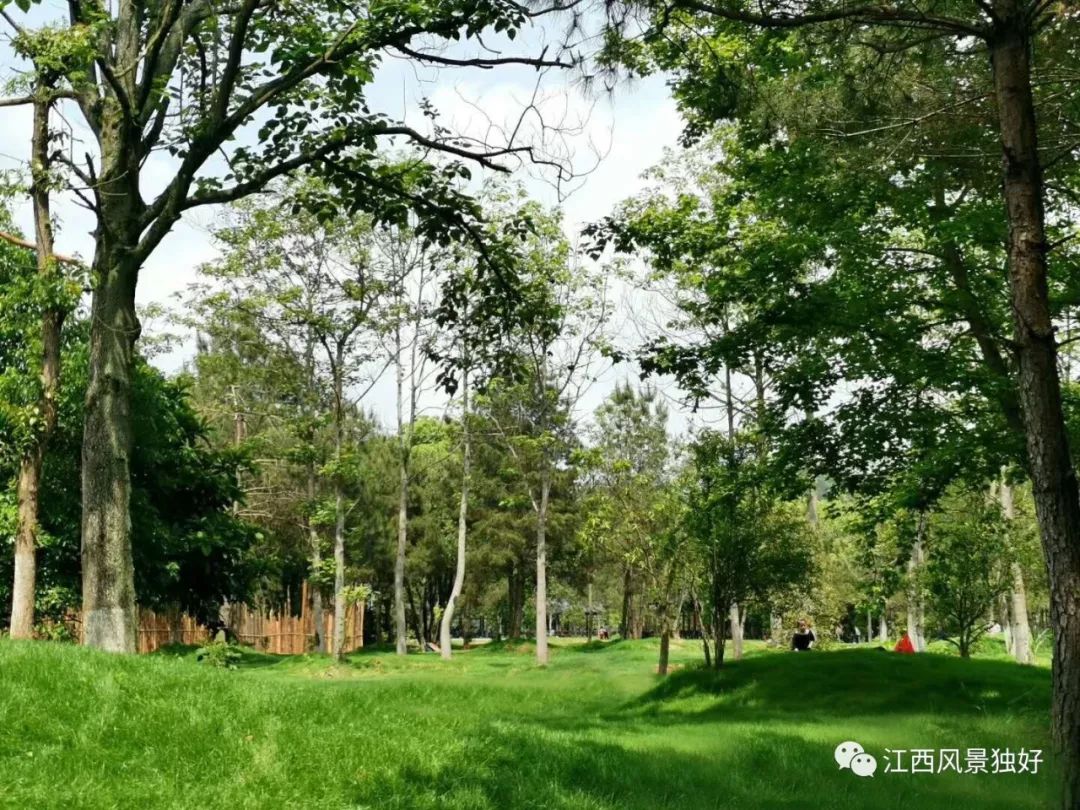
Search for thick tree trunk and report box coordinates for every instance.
[10,92,61,640]
[877,609,888,643]
[81,236,140,653]
[990,20,1080,806]
[440,372,470,660]
[535,468,551,665]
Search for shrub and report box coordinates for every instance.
[195,639,242,669]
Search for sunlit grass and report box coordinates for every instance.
[0,636,1055,808]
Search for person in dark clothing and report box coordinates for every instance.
[792,619,816,652]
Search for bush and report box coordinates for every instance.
[195,639,242,669]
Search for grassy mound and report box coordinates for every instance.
[0,637,1055,809]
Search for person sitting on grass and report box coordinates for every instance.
[791,619,816,652]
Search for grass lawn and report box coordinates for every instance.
[0,636,1057,809]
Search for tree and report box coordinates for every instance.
[580,383,672,640]
[192,182,395,660]
[0,0,580,653]
[2,323,260,629]
[482,205,609,664]
[687,431,814,668]
[599,3,1080,798]
[926,486,1013,657]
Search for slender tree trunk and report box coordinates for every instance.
[990,20,1080,805]
[307,459,325,654]
[535,467,551,665]
[440,371,470,660]
[658,609,671,676]
[906,511,928,652]
[729,603,744,660]
[331,363,346,662]
[620,565,632,639]
[999,593,1015,655]
[394,326,409,655]
[713,604,727,669]
[11,91,61,640]
[877,609,888,643]
[508,569,524,639]
[770,612,784,645]
[1000,478,1035,664]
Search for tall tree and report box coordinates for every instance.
[484,205,609,664]
[192,182,394,659]
[0,0,578,652]
[600,2,1080,798]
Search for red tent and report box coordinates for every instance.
[894,633,915,654]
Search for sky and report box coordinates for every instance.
[0,10,701,437]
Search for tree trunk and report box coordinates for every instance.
[620,565,633,639]
[990,20,1080,805]
[440,371,470,660]
[508,568,525,639]
[80,238,140,652]
[712,604,727,669]
[394,332,409,655]
[535,467,551,665]
[331,375,346,662]
[729,602,744,660]
[999,593,1015,655]
[877,609,888,643]
[307,459,325,654]
[658,620,671,676]
[769,612,784,645]
[906,512,928,652]
[1000,478,1035,664]
[10,91,61,640]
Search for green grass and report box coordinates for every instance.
[0,636,1057,809]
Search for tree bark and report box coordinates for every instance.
[508,568,525,639]
[990,17,1080,805]
[905,512,928,652]
[440,371,470,660]
[307,458,325,654]
[729,602,744,660]
[331,356,346,662]
[394,326,409,655]
[80,234,140,652]
[877,608,888,643]
[10,90,62,640]
[1000,478,1035,664]
[535,467,551,665]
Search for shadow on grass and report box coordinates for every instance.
[631,648,1050,725]
[351,715,1054,810]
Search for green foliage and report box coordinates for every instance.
[1,321,262,623]
[687,431,815,660]
[194,639,243,670]
[926,486,1014,657]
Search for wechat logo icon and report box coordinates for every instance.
[836,741,878,777]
